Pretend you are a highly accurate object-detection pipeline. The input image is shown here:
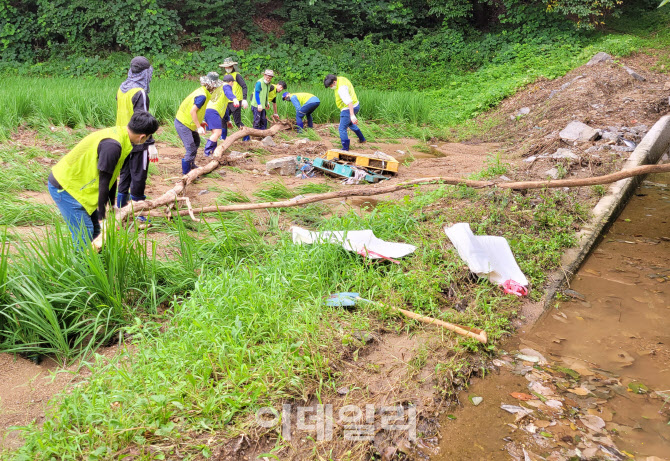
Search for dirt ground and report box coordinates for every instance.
[1,51,670,458]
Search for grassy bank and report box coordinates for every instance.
[2,180,587,458]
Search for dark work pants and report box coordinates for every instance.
[118,149,149,199]
[224,103,244,128]
[252,106,268,130]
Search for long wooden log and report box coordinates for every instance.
[141,162,670,218]
[91,123,291,248]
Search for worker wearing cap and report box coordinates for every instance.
[48,111,159,246]
[115,56,158,213]
[324,74,366,151]
[174,72,223,174]
[203,74,239,157]
[249,69,279,130]
[219,57,250,141]
[280,86,320,132]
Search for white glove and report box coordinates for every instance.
[242,100,248,109]
[148,144,158,163]
[233,98,240,108]
[351,114,358,125]
[197,126,206,135]
[257,105,263,111]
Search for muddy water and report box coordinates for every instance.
[433,173,670,460]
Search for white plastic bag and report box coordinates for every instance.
[444,223,528,286]
[291,226,416,260]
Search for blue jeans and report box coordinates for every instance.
[297,98,320,129]
[48,182,100,244]
[339,104,364,142]
[174,118,201,162]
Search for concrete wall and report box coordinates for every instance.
[541,114,670,313]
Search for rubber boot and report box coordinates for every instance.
[181,158,192,175]
[221,127,227,141]
[204,139,217,157]
[243,135,250,142]
[116,193,129,208]
[341,139,350,151]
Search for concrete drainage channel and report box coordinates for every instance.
[541,114,670,315]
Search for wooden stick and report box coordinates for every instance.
[393,306,488,343]
[142,162,670,218]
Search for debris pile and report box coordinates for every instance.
[491,350,669,460]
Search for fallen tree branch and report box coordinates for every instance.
[140,162,670,218]
[91,123,291,247]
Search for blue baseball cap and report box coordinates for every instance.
[282,92,290,100]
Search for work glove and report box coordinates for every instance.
[351,114,358,125]
[227,121,234,129]
[258,105,263,112]
[242,100,248,109]
[233,98,240,108]
[197,123,206,136]
[148,144,158,163]
[272,113,280,122]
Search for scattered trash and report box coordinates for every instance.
[197,189,209,196]
[444,223,529,287]
[292,226,417,261]
[510,392,535,401]
[502,279,528,297]
[627,381,649,394]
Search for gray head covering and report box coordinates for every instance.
[200,72,223,88]
[120,56,153,94]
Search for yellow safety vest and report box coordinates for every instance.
[206,86,230,117]
[293,93,316,106]
[175,86,211,130]
[52,127,133,214]
[334,76,358,111]
[227,71,244,101]
[116,87,145,127]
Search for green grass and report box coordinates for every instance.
[4,181,587,459]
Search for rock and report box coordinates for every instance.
[550,148,580,161]
[564,288,586,301]
[261,136,277,147]
[265,156,297,176]
[623,66,646,82]
[579,415,606,432]
[511,107,531,119]
[279,143,290,149]
[470,396,483,406]
[600,131,619,141]
[499,175,511,181]
[523,156,537,163]
[586,52,613,66]
[519,348,547,364]
[611,145,635,153]
[197,189,209,196]
[295,138,309,144]
[227,151,249,161]
[559,121,599,143]
[544,168,559,180]
[353,330,374,343]
[337,386,349,395]
[395,150,406,155]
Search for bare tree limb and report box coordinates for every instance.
[140,162,670,218]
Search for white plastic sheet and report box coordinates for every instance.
[444,223,528,286]
[291,226,416,260]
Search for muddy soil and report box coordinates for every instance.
[434,172,670,460]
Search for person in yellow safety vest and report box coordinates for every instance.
[323,74,366,151]
[48,111,159,247]
[248,69,279,130]
[174,72,224,174]
[218,57,250,141]
[203,75,240,157]
[279,85,320,132]
[115,56,158,221]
